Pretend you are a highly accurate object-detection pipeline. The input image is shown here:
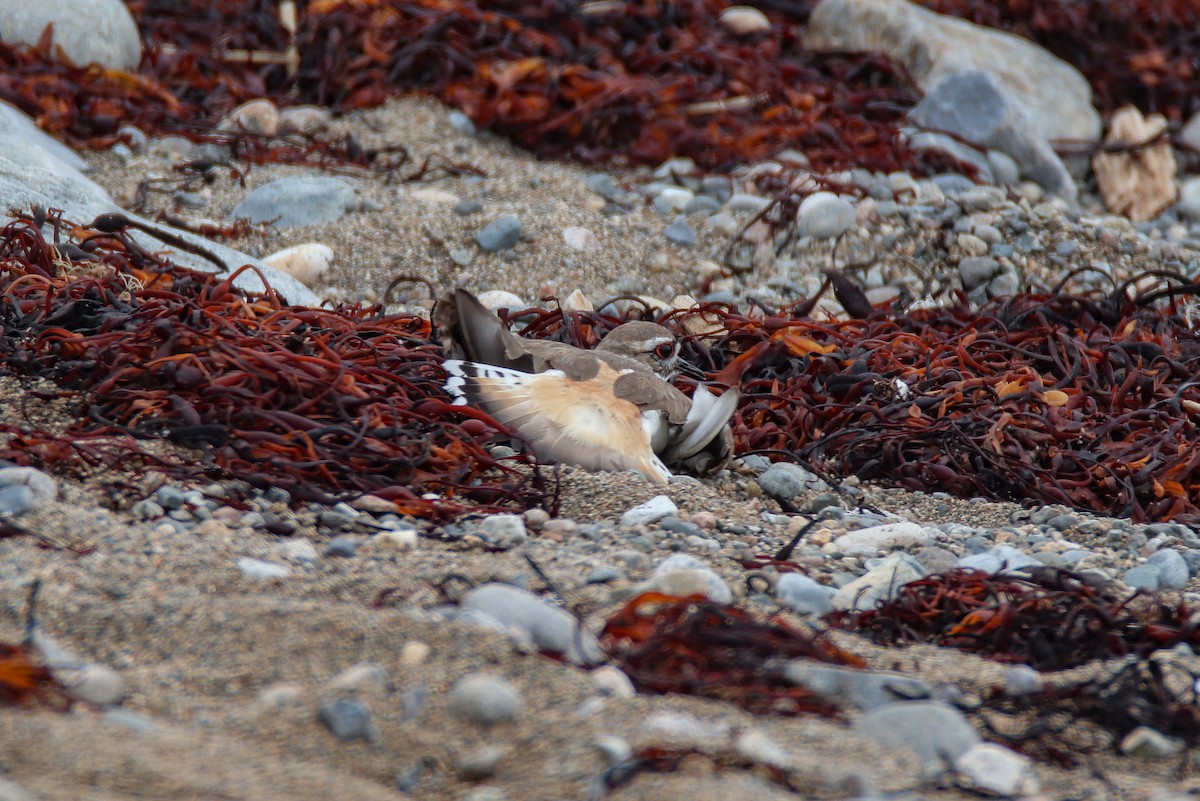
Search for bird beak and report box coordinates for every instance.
[676,360,710,380]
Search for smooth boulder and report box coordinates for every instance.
[0,0,142,70]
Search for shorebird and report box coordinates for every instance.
[437,289,737,484]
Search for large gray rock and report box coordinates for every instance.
[0,0,142,70]
[908,71,1076,201]
[0,108,319,305]
[783,663,931,710]
[832,552,928,611]
[805,0,1100,144]
[0,100,89,173]
[852,701,981,780]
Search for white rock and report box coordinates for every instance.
[796,191,857,241]
[620,495,678,527]
[256,681,306,708]
[280,538,319,564]
[368,528,419,552]
[0,466,58,500]
[832,552,927,611]
[399,641,431,666]
[0,0,142,70]
[324,662,389,695]
[236,558,292,580]
[562,226,601,252]
[590,666,636,699]
[279,105,332,135]
[221,98,280,137]
[720,6,771,34]
[832,522,933,557]
[560,289,593,312]
[260,242,335,285]
[61,664,124,705]
[655,186,694,212]
[410,188,461,205]
[642,568,733,603]
[954,742,1040,796]
[475,290,527,313]
[1120,726,1184,759]
[734,729,792,769]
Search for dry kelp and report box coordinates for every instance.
[828,568,1200,671]
[601,592,864,715]
[0,212,543,517]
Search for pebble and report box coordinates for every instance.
[462,583,604,665]
[852,701,981,779]
[260,242,335,285]
[1002,665,1045,696]
[61,663,124,705]
[719,6,770,34]
[323,536,360,557]
[774,573,835,616]
[620,495,678,527]
[756,462,824,499]
[475,514,528,548]
[832,521,934,557]
[957,544,1042,574]
[663,216,696,246]
[795,192,857,241]
[280,538,319,564]
[318,698,376,742]
[324,663,389,695]
[475,214,522,251]
[562,226,600,251]
[456,745,508,780]
[221,98,280,136]
[832,552,927,611]
[0,483,35,516]
[640,566,733,603]
[447,110,476,135]
[783,663,931,710]
[0,466,57,500]
[591,666,636,699]
[231,176,357,228]
[734,729,791,769]
[954,743,1040,796]
[1120,726,1184,759]
[235,558,292,580]
[367,528,419,552]
[278,105,331,135]
[448,673,524,726]
[455,198,483,215]
[1146,549,1190,590]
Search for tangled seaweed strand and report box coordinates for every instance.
[601,592,864,715]
[828,568,1200,671]
[0,215,542,517]
[983,656,1200,765]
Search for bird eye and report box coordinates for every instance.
[654,342,675,359]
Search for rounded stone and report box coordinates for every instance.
[719,6,770,34]
[448,673,523,726]
[795,192,857,241]
[475,215,522,252]
[232,176,357,228]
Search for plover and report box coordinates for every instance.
[438,289,737,483]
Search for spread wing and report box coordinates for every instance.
[443,360,671,484]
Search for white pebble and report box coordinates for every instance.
[0,466,58,500]
[221,98,280,136]
[236,558,292,580]
[562,226,601,252]
[261,242,335,285]
[720,6,770,34]
[369,528,419,552]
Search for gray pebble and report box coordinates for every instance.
[796,192,856,241]
[0,484,35,516]
[462,583,604,665]
[456,745,507,780]
[852,701,980,779]
[757,462,823,499]
[324,537,360,558]
[1123,565,1160,591]
[447,110,476,135]
[775,573,835,616]
[448,673,523,726]
[475,514,528,548]
[585,566,624,585]
[235,558,292,580]
[1003,665,1045,696]
[232,176,357,228]
[455,199,483,216]
[318,698,375,742]
[620,495,678,527]
[663,216,696,246]
[785,663,930,710]
[958,257,1001,292]
[475,215,522,252]
[956,545,1042,574]
[1147,549,1190,589]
